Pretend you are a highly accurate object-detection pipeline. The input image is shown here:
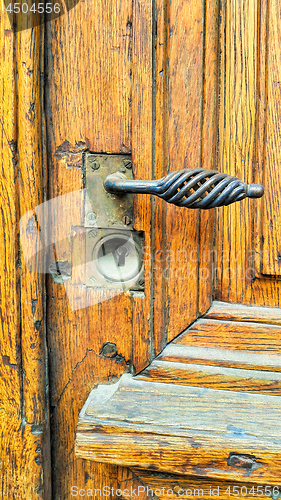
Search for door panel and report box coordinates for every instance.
[261,0,281,276]
[0,12,51,499]
[153,0,217,349]
[45,1,154,496]
[2,0,281,496]
[45,0,208,496]
[216,0,281,304]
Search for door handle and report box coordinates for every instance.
[104,168,264,209]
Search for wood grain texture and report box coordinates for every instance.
[45,2,133,499]
[46,2,132,154]
[45,0,154,497]
[255,0,267,278]
[156,314,281,373]
[260,0,281,275]
[164,0,203,343]
[153,0,206,351]
[138,360,281,395]
[173,318,281,355]
[133,469,277,500]
[0,9,51,499]
[216,0,258,304]
[198,0,219,315]
[117,467,154,500]
[159,343,281,372]
[153,0,169,355]
[206,301,281,324]
[76,374,281,484]
[215,0,281,305]
[131,0,153,371]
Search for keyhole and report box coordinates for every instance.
[115,245,129,267]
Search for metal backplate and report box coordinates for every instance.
[84,153,144,291]
[84,153,133,229]
[85,228,144,290]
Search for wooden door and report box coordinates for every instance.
[1,0,281,498]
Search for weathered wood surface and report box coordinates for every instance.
[133,469,277,500]
[76,308,281,481]
[44,1,156,497]
[45,2,134,498]
[153,0,218,352]
[3,0,281,494]
[131,0,153,373]
[76,373,281,484]
[261,0,281,276]
[138,360,281,394]
[0,9,51,500]
[173,319,281,356]
[198,0,219,315]
[206,301,281,324]
[45,0,214,495]
[216,0,281,305]
[159,343,281,372]
[157,315,281,372]
[161,0,203,345]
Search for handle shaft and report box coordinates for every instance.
[104,168,264,209]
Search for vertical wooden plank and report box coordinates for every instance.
[255,0,268,276]
[165,0,203,343]
[154,0,206,351]
[153,0,169,354]
[0,11,22,498]
[0,8,51,500]
[45,0,153,497]
[17,19,51,499]
[216,0,259,303]
[160,0,204,345]
[215,0,281,307]
[131,0,153,369]
[260,0,281,276]
[198,0,219,315]
[45,0,131,154]
[17,19,46,431]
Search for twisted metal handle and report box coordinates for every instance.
[104,168,264,209]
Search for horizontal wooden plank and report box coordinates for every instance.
[173,318,281,354]
[158,344,281,372]
[205,301,281,325]
[76,374,281,483]
[137,360,281,394]
[133,469,278,500]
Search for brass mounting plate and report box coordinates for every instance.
[84,153,133,229]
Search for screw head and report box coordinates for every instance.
[90,161,100,171]
[89,229,98,237]
[88,156,100,170]
[122,215,131,225]
[123,159,132,169]
[87,213,97,225]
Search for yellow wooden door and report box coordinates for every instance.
[1,0,281,498]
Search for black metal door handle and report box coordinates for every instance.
[104,168,264,209]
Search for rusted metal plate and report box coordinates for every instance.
[84,154,144,290]
[84,153,134,229]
